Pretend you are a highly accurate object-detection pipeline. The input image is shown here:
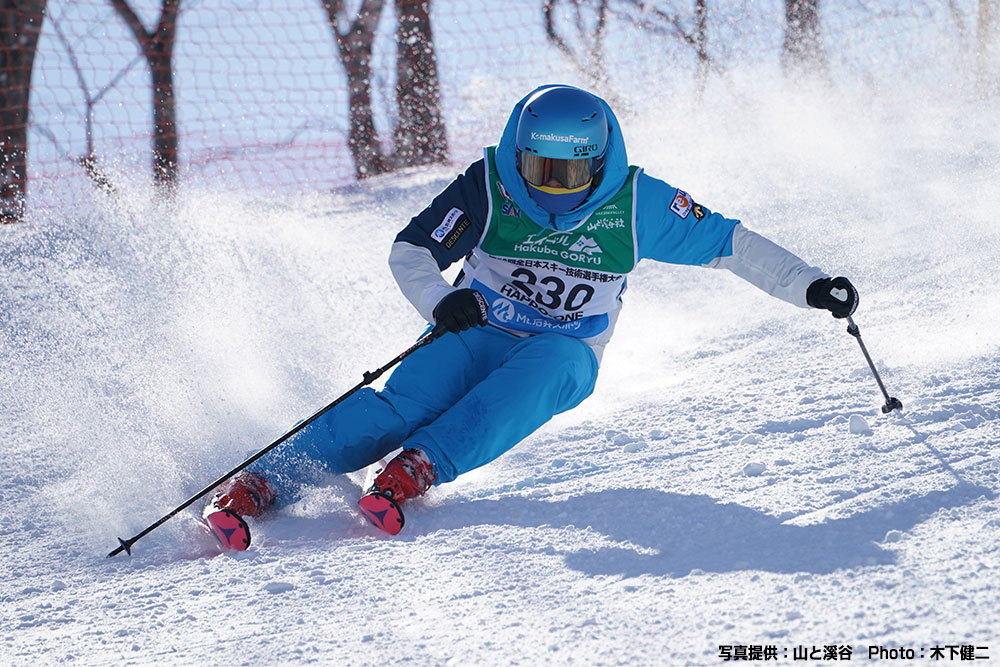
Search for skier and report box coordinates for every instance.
[203,84,858,544]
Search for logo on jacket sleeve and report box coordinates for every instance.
[431,208,464,241]
[670,189,693,219]
[443,215,471,249]
[432,208,470,248]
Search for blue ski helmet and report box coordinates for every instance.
[515,86,610,191]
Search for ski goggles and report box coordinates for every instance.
[517,153,595,191]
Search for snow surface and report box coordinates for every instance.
[3,78,1000,665]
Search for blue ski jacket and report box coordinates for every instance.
[390,85,827,361]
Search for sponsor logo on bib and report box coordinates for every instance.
[491,298,516,322]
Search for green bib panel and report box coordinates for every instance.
[458,147,640,344]
[480,146,638,275]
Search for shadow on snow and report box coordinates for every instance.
[424,482,993,578]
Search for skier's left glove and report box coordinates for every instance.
[807,276,859,318]
[432,289,489,334]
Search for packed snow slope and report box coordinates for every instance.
[2,81,1000,665]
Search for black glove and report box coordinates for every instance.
[807,276,859,318]
[432,289,489,334]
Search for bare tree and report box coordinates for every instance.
[109,0,181,186]
[47,12,138,194]
[976,0,998,97]
[393,0,447,168]
[323,0,389,179]
[0,0,46,223]
[694,0,709,98]
[571,0,724,104]
[543,0,612,94]
[781,0,827,78]
[947,0,970,47]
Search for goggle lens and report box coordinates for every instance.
[519,153,593,190]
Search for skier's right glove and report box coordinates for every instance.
[807,276,859,318]
[432,289,489,334]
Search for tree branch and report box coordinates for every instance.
[108,0,154,52]
[155,0,181,50]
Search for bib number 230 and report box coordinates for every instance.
[511,268,594,311]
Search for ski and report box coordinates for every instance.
[358,491,405,535]
[358,457,405,535]
[202,507,252,551]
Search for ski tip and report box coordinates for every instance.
[358,493,405,535]
[203,509,252,551]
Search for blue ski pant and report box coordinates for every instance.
[252,326,599,498]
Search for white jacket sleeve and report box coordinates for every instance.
[705,224,827,308]
[389,241,455,323]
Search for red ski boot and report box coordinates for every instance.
[202,471,277,551]
[359,449,436,535]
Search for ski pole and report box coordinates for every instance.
[844,316,902,414]
[108,325,447,558]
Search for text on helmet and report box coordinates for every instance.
[530,131,591,144]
